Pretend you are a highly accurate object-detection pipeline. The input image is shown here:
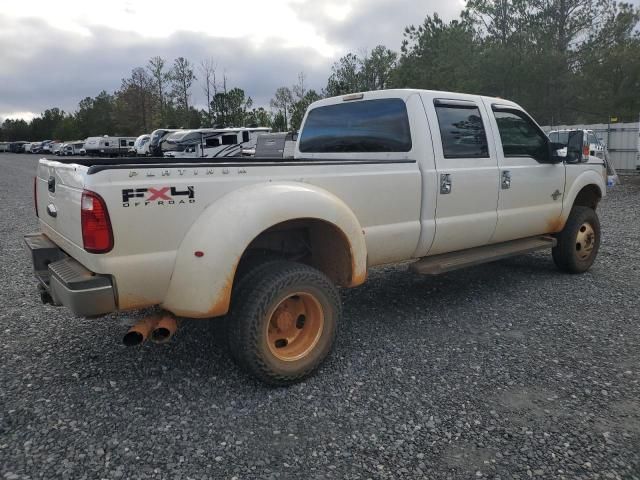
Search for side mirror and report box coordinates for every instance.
[549,141,567,163]
[566,130,584,163]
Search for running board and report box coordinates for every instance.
[410,236,557,275]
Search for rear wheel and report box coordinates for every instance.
[552,206,600,273]
[227,261,340,385]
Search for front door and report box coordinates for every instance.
[422,96,500,255]
[484,103,566,243]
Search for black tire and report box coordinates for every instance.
[552,206,600,273]
[227,261,341,386]
[232,251,281,298]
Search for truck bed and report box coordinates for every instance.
[45,156,402,175]
[47,155,284,167]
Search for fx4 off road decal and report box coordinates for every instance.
[122,186,195,207]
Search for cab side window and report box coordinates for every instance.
[493,110,548,162]
[434,101,489,158]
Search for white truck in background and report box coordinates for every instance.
[25,89,606,385]
[549,128,620,186]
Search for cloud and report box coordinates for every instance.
[22,0,639,120]
[0,16,329,117]
[291,0,463,56]
[0,0,468,119]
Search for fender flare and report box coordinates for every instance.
[561,170,605,223]
[161,181,367,318]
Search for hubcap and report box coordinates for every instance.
[575,222,596,260]
[266,293,324,362]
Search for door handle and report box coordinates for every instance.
[501,170,511,190]
[440,174,452,194]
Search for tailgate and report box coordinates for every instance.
[36,159,86,248]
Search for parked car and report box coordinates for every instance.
[26,89,606,385]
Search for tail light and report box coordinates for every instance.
[34,176,39,217]
[81,190,113,253]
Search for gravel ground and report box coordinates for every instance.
[1,153,639,480]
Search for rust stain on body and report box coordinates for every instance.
[206,271,235,318]
[118,293,155,311]
[546,216,566,234]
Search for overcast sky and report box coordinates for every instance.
[1,0,637,121]
[0,0,467,121]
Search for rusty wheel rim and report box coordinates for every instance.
[575,222,596,260]
[266,292,324,362]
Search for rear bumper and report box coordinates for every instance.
[24,233,116,317]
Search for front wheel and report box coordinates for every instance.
[227,261,341,385]
[552,206,600,273]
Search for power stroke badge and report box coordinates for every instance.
[122,186,195,207]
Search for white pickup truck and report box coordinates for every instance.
[25,89,606,384]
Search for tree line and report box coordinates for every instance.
[2,0,638,142]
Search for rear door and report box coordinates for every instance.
[421,95,500,255]
[484,103,565,242]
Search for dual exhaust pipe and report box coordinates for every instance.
[123,313,178,347]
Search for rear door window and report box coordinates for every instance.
[299,98,412,153]
[434,101,489,158]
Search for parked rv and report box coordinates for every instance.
[8,141,28,153]
[162,127,271,158]
[40,141,58,153]
[50,142,64,155]
[130,134,151,156]
[148,129,180,156]
[83,136,136,156]
[62,141,86,156]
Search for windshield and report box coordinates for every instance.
[164,131,196,143]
